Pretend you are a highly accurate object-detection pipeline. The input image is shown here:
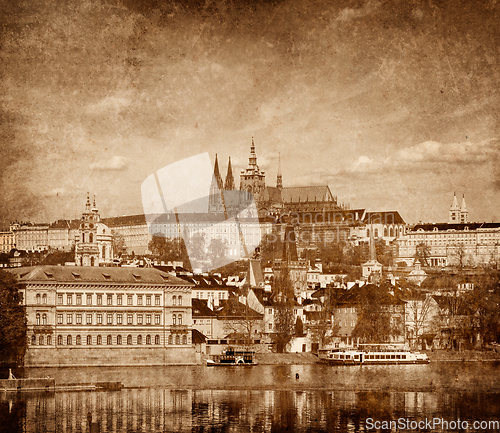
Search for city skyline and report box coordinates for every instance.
[1,0,499,226]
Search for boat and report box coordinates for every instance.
[318,344,429,365]
[206,349,257,366]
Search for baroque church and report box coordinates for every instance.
[75,194,114,266]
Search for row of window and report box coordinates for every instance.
[53,294,167,306]
[31,334,188,345]
[36,312,185,326]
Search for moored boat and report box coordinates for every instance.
[318,345,429,365]
[206,349,257,366]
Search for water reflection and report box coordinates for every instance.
[1,363,499,432]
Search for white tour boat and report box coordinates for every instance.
[318,345,429,365]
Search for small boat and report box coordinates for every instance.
[318,345,429,365]
[206,349,257,366]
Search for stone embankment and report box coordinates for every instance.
[426,349,500,362]
[255,353,320,365]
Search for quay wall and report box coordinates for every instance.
[0,378,55,391]
[25,346,200,367]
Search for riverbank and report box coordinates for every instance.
[426,349,500,362]
[255,353,320,364]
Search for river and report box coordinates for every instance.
[1,362,500,432]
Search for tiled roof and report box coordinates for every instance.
[363,211,406,225]
[102,214,147,227]
[258,186,282,203]
[49,219,80,229]
[192,329,207,344]
[281,186,334,203]
[410,222,500,232]
[9,265,192,285]
[192,298,217,316]
[216,301,263,319]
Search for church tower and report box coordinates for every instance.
[460,194,468,223]
[449,193,460,224]
[224,156,235,190]
[276,153,283,190]
[240,137,265,197]
[208,154,224,214]
[75,194,113,266]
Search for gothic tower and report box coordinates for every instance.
[449,192,460,224]
[224,156,235,190]
[208,154,224,214]
[240,137,266,197]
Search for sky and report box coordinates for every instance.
[1,0,500,227]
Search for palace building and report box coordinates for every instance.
[10,265,196,367]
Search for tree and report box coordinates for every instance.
[111,230,127,257]
[40,247,75,265]
[307,289,340,349]
[404,288,437,349]
[415,243,431,267]
[148,235,191,269]
[222,296,263,350]
[352,284,404,343]
[207,238,228,270]
[259,232,280,265]
[0,270,27,371]
[272,263,296,353]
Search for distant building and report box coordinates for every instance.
[0,227,15,254]
[9,265,196,367]
[397,194,500,267]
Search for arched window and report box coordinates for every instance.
[178,314,182,325]
[31,335,37,345]
[90,256,95,266]
[97,335,102,345]
[47,335,52,345]
[178,296,182,306]
[107,335,112,345]
[137,335,142,345]
[89,233,93,243]
[36,313,41,325]
[39,335,44,345]
[87,335,92,345]
[390,227,394,237]
[384,227,388,237]
[42,314,47,325]
[42,294,47,304]
[76,335,81,345]
[146,335,151,345]
[117,335,122,345]
[182,335,187,345]
[172,296,176,306]
[172,315,176,326]
[168,335,172,345]
[82,233,85,243]
[67,335,72,345]
[57,335,62,345]
[36,294,41,304]
[374,228,379,238]
[155,335,160,345]
[102,245,106,258]
[127,335,132,345]
[175,334,180,345]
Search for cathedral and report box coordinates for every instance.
[209,138,344,219]
[75,195,114,266]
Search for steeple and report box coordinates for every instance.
[460,194,468,223]
[208,154,224,213]
[85,192,91,213]
[224,157,235,190]
[449,192,460,224]
[276,153,283,190]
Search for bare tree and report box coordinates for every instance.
[307,289,340,349]
[404,290,436,349]
[272,263,296,353]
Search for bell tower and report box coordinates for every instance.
[239,137,266,197]
[449,193,460,224]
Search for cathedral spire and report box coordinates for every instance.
[213,154,223,190]
[449,192,460,224]
[224,156,235,190]
[460,194,468,223]
[277,153,283,190]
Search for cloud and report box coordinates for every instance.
[90,156,129,171]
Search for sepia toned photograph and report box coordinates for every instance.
[1,0,500,431]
